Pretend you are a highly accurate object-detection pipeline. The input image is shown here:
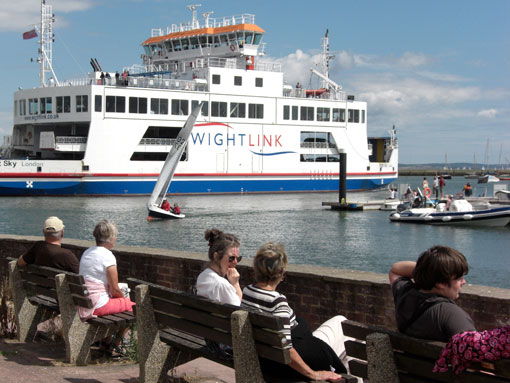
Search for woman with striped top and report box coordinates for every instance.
[242,242,349,381]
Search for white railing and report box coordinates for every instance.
[162,14,256,35]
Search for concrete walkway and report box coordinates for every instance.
[0,338,235,383]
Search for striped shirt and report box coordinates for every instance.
[241,284,297,347]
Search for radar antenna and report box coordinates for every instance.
[187,4,202,29]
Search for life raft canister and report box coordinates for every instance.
[424,187,432,198]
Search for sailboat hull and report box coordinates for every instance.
[148,206,185,219]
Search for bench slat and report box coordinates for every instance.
[348,359,367,379]
[22,263,84,284]
[128,278,286,331]
[28,296,59,312]
[23,281,58,300]
[344,339,366,361]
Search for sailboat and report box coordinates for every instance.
[439,153,452,179]
[147,102,203,220]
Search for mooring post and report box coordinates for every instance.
[339,151,347,204]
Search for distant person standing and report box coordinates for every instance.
[422,177,429,190]
[439,176,446,199]
[433,176,439,199]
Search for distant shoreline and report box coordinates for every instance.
[398,168,509,176]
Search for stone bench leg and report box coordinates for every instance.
[55,274,111,365]
[366,332,399,383]
[231,310,265,383]
[8,260,46,342]
[136,284,179,383]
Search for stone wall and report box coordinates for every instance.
[1,235,509,331]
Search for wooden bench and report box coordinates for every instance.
[127,277,356,383]
[342,319,510,383]
[7,258,135,365]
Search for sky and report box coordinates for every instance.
[0,0,509,165]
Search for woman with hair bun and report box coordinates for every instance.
[242,242,349,382]
[196,228,242,305]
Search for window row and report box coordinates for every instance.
[96,96,265,119]
[144,31,263,56]
[283,105,365,123]
[16,95,88,116]
[212,74,263,87]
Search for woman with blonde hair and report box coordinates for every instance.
[242,242,349,381]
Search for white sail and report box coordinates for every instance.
[147,102,203,209]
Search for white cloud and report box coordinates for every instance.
[477,109,498,118]
[0,0,94,32]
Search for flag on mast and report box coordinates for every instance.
[22,29,38,40]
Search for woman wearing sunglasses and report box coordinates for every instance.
[196,228,242,305]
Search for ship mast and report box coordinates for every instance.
[37,0,58,86]
[320,29,335,89]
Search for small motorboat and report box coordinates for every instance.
[389,199,510,227]
[478,174,500,184]
[495,190,510,201]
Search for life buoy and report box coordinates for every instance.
[230,44,236,52]
[424,187,432,198]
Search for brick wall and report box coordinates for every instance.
[2,235,509,331]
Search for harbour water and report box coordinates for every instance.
[1,176,509,289]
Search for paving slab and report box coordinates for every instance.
[0,338,235,383]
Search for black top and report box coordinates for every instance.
[392,277,476,342]
[23,241,79,273]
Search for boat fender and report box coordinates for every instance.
[423,187,432,198]
[424,215,433,221]
[442,216,452,222]
[463,214,473,220]
[390,213,400,220]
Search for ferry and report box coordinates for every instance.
[0,2,398,196]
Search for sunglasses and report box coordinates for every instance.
[228,255,243,263]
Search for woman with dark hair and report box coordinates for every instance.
[196,228,242,305]
[242,242,349,381]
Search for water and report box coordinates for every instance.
[1,176,509,289]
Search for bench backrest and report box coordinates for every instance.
[127,277,291,365]
[342,320,510,382]
[8,258,93,309]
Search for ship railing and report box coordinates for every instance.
[160,14,256,35]
[139,138,175,146]
[128,77,200,91]
[300,142,336,149]
[192,57,281,72]
[56,136,88,144]
[284,87,347,101]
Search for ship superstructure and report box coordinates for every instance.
[1,3,398,195]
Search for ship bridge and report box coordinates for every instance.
[142,5,265,68]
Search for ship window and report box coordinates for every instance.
[234,76,242,86]
[317,107,330,122]
[213,36,220,47]
[212,74,220,84]
[173,40,181,51]
[348,109,359,123]
[182,38,189,50]
[220,35,228,47]
[171,99,189,115]
[283,105,290,120]
[192,100,209,116]
[19,100,27,116]
[332,108,345,122]
[362,110,365,123]
[190,37,199,49]
[14,100,17,116]
[29,98,38,115]
[300,106,314,121]
[255,78,263,87]
[144,46,151,55]
[95,95,102,112]
[164,41,172,52]
[253,33,262,45]
[292,105,298,120]
[300,131,335,149]
[245,32,253,44]
[129,97,147,114]
[76,95,88,113]
[236,32,244,48]
[248,103,264,119]
[230,102,246,118]
[56,96,71,113]
[150,98,168,114]
[211,101,227,117]
[105,95,124,113]
[40,97,52,114]
[199,36,208,48]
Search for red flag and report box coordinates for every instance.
[22,29,38,40]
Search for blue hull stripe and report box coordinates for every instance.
[0,177,395,196]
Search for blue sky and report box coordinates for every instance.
[1,0,509,165]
